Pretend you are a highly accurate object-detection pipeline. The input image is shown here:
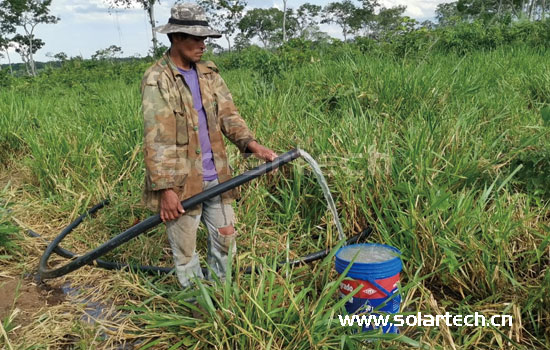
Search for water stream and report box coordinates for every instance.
[61,282,137,349]
[297,149,345,241]
[61,283,113,324]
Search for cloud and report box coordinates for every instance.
[380,0,455,20]
[50,0,105,15]
[50,0,156,24]
[248,0,275,9]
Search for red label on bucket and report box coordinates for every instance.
[339,273,400,299]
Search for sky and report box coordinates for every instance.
[0,0,453,64]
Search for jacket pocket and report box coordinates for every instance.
[206,98,219,130]
[213,100,218,117]
[174,108,188,145]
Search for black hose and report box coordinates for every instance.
[28,226,372,277]
[39,149,302,279]
[28,229,173,274]
[244,226,373,274]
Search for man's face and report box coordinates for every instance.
[173,34,206,64]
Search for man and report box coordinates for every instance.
[141,3,277,288]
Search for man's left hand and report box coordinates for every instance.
[247,141,278,162]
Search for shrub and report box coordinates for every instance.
[0,69,14,88]
[0,203,20,261]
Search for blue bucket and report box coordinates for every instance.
[335,243,402,333]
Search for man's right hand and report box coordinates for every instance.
[160,189,185,222]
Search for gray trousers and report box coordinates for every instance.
[165,179,237,288]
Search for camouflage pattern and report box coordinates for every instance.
[155,3,221,38]
[141,52,256,214]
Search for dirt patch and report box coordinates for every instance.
[0,276,65,325]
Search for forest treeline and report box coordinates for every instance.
[1,0,550,77]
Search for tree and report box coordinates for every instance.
[435,2,463,26]
[322,0,359,41]
[0,0,58,76]
[206,41,223,53]
[196,0,247,52]
[0,38,14,74]
[282,0,288,42]
[0,5,13,73]
[0,35,8,65]
[53,51,68,62]
[420,19,436,29]
[0,2,16,65]
[359,0,380,13]
[281,8,298,41]
[238,7,286,48]
[107,0,159,54]
[456,0,500,21]
[11,33,43,75]
[91,45,123,61]
[150,43,168,58]
[393,15,418,35]
[372,5,407,38]
[435,0,550,22]
[354,0,380,36]
[295,3,322,39]
[233,32,250,50]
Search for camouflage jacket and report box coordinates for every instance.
[141,52,256,214]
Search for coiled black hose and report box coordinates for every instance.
[29,227,372,277]
[37,149,371,280]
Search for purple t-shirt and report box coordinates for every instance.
[178,66,217,181]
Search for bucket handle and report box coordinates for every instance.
[364,277,394,297]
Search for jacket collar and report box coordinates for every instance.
[163,51,184,80]
[163,51,212,80]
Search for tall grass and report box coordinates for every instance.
[0,185,20,261]
[0,44,549,348]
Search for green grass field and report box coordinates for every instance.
[0,43,549,349]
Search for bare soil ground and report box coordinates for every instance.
[0,275,65,330]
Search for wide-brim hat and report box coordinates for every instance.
[155,3,221,38]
